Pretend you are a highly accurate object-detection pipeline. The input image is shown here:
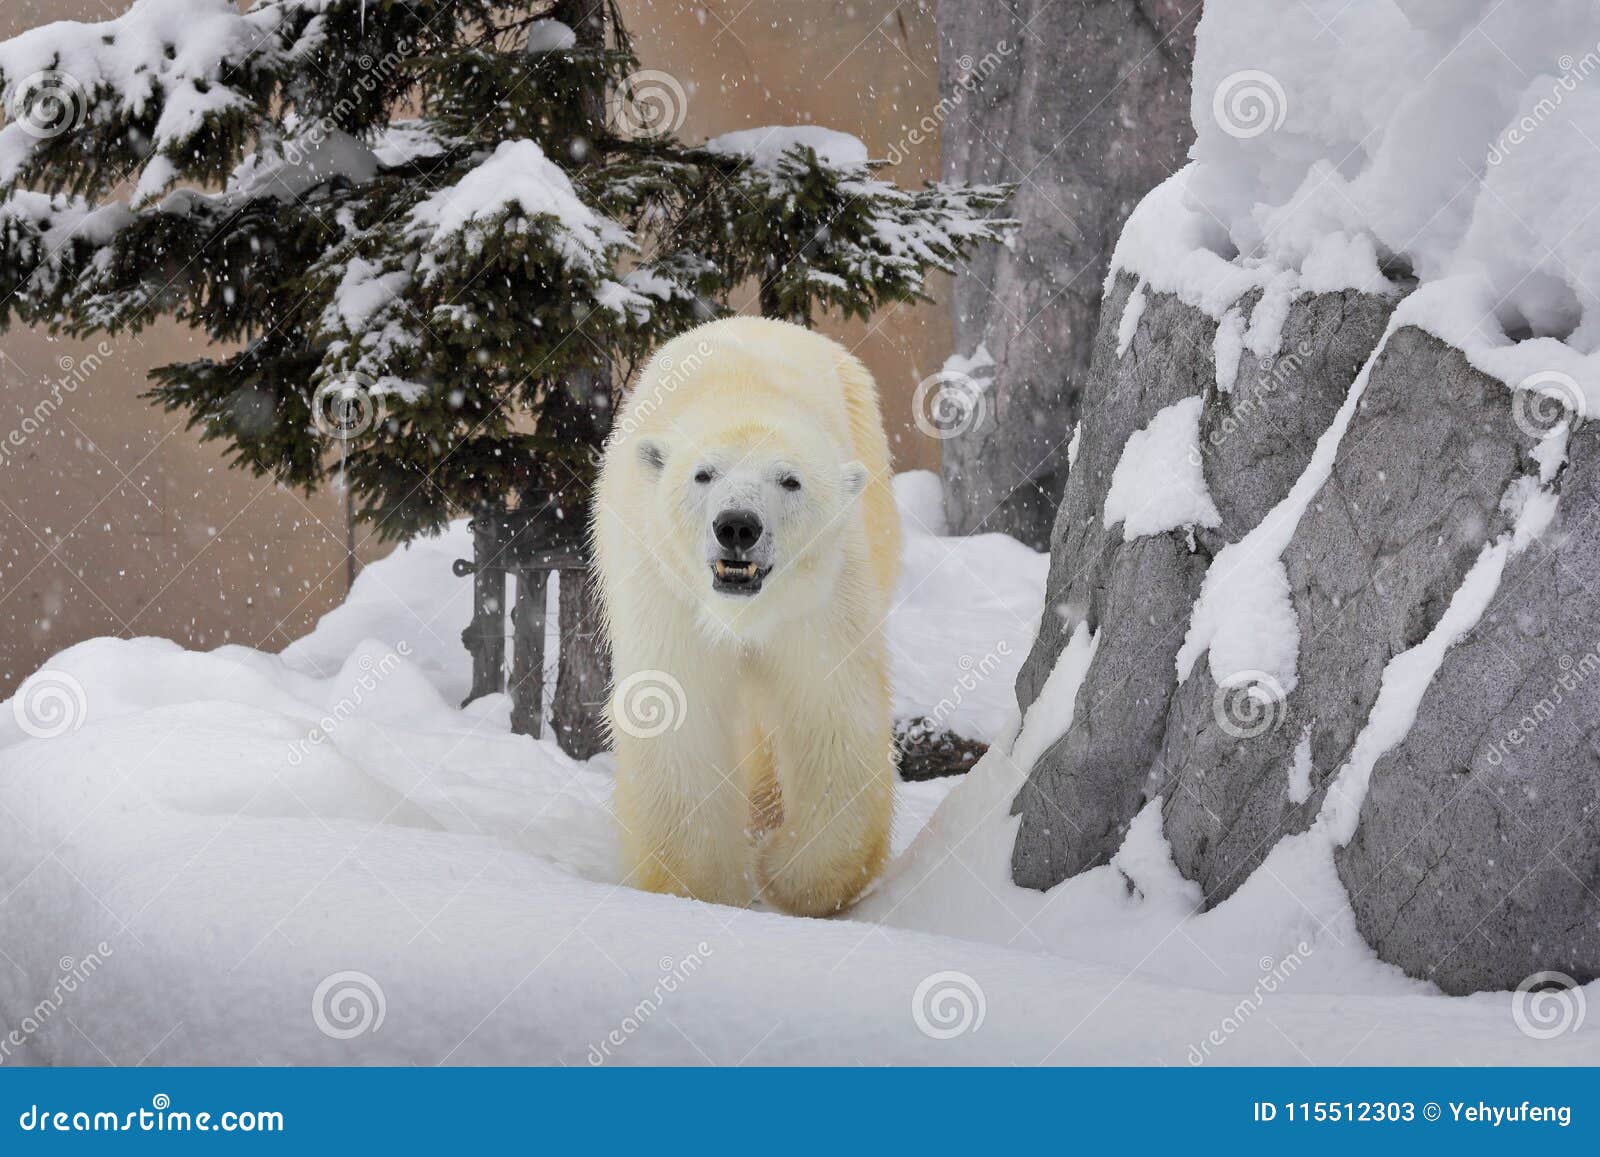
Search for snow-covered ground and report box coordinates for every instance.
[0,472,1592,1065]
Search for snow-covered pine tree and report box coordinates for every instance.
[0,0,1011,754]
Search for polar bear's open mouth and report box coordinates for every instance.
[711,559,770,595]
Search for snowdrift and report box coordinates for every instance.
[1,471,1590,1063]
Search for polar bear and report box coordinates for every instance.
[592,316,901,916]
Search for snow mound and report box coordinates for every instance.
[888,475,1048,740]
[2,472,1588,1064]
[1116,1,1600,413]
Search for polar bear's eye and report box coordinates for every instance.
[693,469,714,484]
[779,476,802,492]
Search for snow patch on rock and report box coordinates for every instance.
[1117,280,1148,357]
[1012,620,1099,774]
[1287,725,1313,805]
[1103,397,1220,541]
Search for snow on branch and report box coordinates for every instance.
[0,0,285,195]
[408,139,632,277]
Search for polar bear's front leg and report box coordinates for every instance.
[758,667,894,917]
[610,670,756,907]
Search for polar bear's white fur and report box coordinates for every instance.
[593,316,900,916]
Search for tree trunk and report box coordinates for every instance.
[534,0,615,760]
[937,0,1198,549]
[550,567,611,758]
[461,510,507,706]
[508,568,549,737]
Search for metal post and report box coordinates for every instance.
[508,568,550,737]
[458,516,508,706]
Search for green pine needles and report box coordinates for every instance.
[0,0,1012,542]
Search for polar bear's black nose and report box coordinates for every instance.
[713,509,764,552]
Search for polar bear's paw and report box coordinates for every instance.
[758,824,888,918]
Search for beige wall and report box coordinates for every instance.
[0,0,949,693]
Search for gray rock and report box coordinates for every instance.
[1012,276,1397,889]
[1337,421,1600,995]
[1162,324,1533,903]
[937,0,1196,549]
[1011,275,1218,888]
[1011,266,1600,992]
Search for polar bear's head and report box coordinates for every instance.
[633,416,869,622]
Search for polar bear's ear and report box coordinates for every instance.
[637,439,666,477]
[839,460,869,499]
